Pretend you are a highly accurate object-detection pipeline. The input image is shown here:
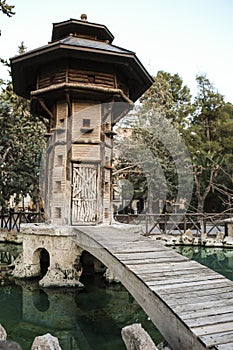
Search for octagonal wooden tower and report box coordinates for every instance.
[11,16,153,226]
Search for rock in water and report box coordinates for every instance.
[121,323,158,350]
[0,325,7,340]
[0,341,22,350]
[31,333,61,350]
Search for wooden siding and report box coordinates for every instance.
[68,69,115,88]
[38,67,116,90]
[105,147,112,167]
[38,69,66,89]
[72,101,101,143]
[71,144,101,162]
[56,100,68,127]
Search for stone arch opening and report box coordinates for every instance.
[32,248,50,278]
[80,251,106,276]
[40,248,50,277]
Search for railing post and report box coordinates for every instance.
[164,214,167,234]
[0,210,2,229]
[203,214,207,235]
[145,214,149,236]
[18,212,22,232]
[9,209,12,231]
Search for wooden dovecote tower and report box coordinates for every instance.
[11,16,153,226]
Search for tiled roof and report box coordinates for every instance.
[60,36,135,55]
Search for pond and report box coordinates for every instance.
[0,243,163,350]
[1,243,233,349]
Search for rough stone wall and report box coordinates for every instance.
[13,224,83,287]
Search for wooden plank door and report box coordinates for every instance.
[72,164,97,224]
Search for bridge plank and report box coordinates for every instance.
[114,256,183,263]
[147,273,224,284]
[163,285,233,298]
[185,312,233,328]
[143,272,222,284]
[192,321,233,336]
[164,292,233,307]
[182,305,233,320]
[132,270,213,281]
[114,250,182,259]
[160,286,233,303]
[150,278,227,292]
[127,263,207,273]
[174,298,233,314]
[157,281,233,295]
[216,343,233,350]
[200,331,233,347]
[125,260,209,270]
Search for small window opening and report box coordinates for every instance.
[55,207,62,219]
[59,118,65,126]
[56,181,62,192]
[50,74,56,84]
[87,75,95,83]
[104,182,110,194]
[83,119,91,128]
[57,155,63,166]
[104,209,109,219]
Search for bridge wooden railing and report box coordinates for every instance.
[115,212,232,236]
[0,210,45,232]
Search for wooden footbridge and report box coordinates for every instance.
[74,225,233,350]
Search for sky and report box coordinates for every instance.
[1,0,233,102]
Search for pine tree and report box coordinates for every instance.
[186,75,233,212]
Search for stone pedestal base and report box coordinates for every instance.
[39,266,84,288]
[13,223,83,287]
[13,260,40,279]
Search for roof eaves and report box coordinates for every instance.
[52,18,115,43]
[10,41,60,63]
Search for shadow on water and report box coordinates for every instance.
[0,243,163,350]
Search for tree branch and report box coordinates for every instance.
[0,146,10,165]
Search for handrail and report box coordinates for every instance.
[0,210,45,232]
[1,210,231,235]
[114,212,232,236]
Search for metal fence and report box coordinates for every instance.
[0,210,45,232]
[114,212,232,236]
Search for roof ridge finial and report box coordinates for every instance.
[80,14,87,21]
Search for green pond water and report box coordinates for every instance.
[1,244,233,349]
[0,243,162,350]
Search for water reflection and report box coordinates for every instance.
[0,244,162,350]
[174,246,233,281]
[0,243,21,265]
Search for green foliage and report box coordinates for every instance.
[114,72,193,213]
[185,75,233,212]
[115,72,233,213]
[140,71,193,129]
[0,46,45,209]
